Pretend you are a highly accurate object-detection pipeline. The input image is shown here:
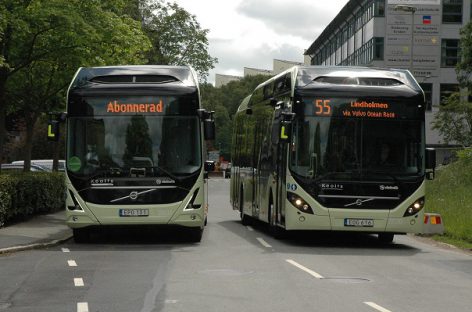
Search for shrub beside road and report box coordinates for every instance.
[425,148,472,249]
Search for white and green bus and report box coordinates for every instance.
[56,66,214,242]
[230,66,438,242]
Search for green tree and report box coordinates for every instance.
[433,92,472,147]
[200,75,269,159]
[457,21,472,88]
[433,21,472,147]
[137,0,217,81]
[0,0,151,169]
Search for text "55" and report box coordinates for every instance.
[314,99,331,116]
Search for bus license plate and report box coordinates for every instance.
[119,209,149,217]
[344,218,374,227]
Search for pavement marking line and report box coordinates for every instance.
[77,302,89,312]
[68,260,77,267]
[62,248,70,253]
[286,259,324,279]
[256,237,272,248]
[364,302,393,312]
[247,226,254,232]
[74,278,84,287]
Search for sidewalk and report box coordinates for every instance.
[0,210,72,254]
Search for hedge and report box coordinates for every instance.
[0,172,65,227]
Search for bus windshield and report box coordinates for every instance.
[290,97,425,181]
[67,115,201,178]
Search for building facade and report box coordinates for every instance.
[215,74,242,88]
[305,0,470,157]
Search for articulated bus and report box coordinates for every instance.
[55,66,214,243]
[230,66,438,242]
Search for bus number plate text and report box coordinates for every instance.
[119,209,149,217]
[344,218,374,227]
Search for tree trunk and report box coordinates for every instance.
[52,141,59,171]
[23,113,39,172]
[0,74,7,165]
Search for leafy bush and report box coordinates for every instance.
[426,153,472,246]
[0,172,65,227]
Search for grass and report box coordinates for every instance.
[425,152,472,250]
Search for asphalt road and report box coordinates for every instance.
[1,178,471,312]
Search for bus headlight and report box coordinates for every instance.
[404,197,425,217]
[287,192,314,214]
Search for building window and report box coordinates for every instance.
[419,83,433,111]
[374,0,385,17]
[373,37,384,60]
[441,39,460,67]
[440,84,459,105]
[442,0,462,24]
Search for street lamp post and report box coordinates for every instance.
[394,5,417,75]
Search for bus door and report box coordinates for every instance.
[273,109,288,226]
[252,120,264,218]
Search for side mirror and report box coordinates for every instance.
[204,160,215,179]
[205,160,215,172]
[279,112,296,143]
[425,148,436,180]
[47,112,67,142]
[204,119,215,140]
[279,120,292,142]
[47,120,60,142]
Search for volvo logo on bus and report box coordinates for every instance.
[380,185,399,191]
[129,191,139,200]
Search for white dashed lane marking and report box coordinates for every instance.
[74,278,84,287]
[68,260,77,267]
[62,248,70,253]
[286,259,324,279]
[77,302,89,312]
[364,302,393,312]
[256,237,272,248]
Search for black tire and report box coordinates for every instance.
[188,227,203,243]
[378,233,394,244]
[73,228,90,244]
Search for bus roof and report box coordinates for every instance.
[69,65,199,90]
[295,66,421,91]
[253,65,422,94]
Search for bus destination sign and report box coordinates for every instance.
[106,99,163,113]
[304,98,409,119]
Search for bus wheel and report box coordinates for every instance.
[73,228,90,244]
[378,233,394,244]
[189,227,203,243]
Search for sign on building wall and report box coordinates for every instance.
[385,2,441,77]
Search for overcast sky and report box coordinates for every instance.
[173,0,350,84]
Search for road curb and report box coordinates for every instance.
[0,234,73,255]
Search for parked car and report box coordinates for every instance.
[1,163,49,172]
[11,159,65,171]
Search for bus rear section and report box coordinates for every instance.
[63,66,213,242]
